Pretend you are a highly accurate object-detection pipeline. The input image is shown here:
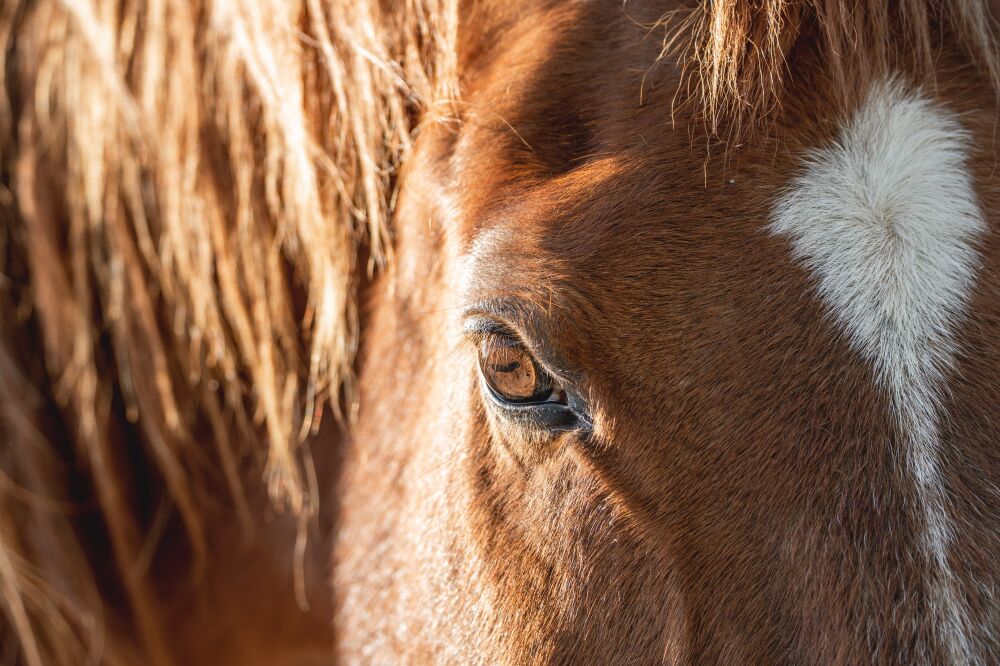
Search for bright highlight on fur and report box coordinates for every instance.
[770,79,986,663]
[0,1,456,662]
[1,0,999,663]
[659,0,1000,135]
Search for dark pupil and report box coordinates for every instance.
[493,360,521,373]
[480,338,551,402]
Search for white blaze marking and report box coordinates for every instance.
[770,79,984,663]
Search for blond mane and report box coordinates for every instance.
[1,0,998,663]
[661,0,1000,135]
[0,0,456,662]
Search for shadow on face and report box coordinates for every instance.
[336,1,1000,664]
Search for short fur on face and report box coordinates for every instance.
[3,0,1000,663]
[336,1,1000,663]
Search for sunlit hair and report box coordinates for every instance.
[661,0,1000,136]
[0,0,456,662]
[1,0,998,663]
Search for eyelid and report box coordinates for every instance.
[461,299,540,341]
[462,317,517,341]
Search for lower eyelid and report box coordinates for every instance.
[492,401,580,431]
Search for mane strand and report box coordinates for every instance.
[661,0,1000,135]
[2,0,998,663]
[0,0,456,663]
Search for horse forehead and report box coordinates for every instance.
[770,79,984,359]
[771,78,984,663]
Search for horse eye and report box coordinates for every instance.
[478,336,565,405]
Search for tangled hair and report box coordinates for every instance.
[1,0,998,663]
[0,0,456,662]
[661,0,1000,136]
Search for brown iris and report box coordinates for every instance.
[478,336,556,403]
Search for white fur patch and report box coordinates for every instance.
[770,79,984,663]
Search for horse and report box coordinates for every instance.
[2,0,1000,663]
